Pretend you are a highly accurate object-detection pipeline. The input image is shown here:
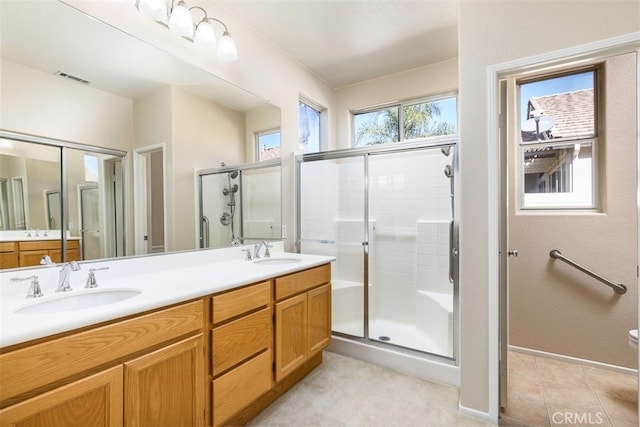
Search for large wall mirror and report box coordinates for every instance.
[0,1,282,269]
[0,133,126,268]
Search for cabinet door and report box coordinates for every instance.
[308,283,332,356]
[0,365,123,427]
[275,293,307,382]
[125,334,204,427]
[0,242,18,269]
[19,250,49,267]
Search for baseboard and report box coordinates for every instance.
[509,345,638,375]
[458,401,496,425]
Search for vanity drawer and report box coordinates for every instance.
[212,281,270,324]
[275,264,331,301]
[212,307,272,375]
[213,349,272,427]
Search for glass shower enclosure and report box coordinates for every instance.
[296,139,458,360]
[199,160,282,248]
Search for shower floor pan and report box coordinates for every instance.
[333,318,451,358]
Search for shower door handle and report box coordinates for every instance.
[202,216,210,248]
[449,220,457,284]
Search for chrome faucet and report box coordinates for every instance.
[57,261,81,292]
[11,275,43,298]
[253,241,274,259]
[253,242,265,259]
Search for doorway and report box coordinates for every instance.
[499,52,638,425]
[134,145,166,255]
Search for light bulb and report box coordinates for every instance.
[138,0,168,21]
[168,1,194,38]
[193,20,216,48]
[217,32,237,61]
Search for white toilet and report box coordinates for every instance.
[628,329,638,350]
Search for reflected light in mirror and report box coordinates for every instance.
[168,1,194,38]
[137,0,167,22]
[193,20,216,48]
[217,31,238,62]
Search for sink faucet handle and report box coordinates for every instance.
[263,241,273,258]
[242,248,253,261]
[86,266,109,288]
[40,255,55,266]
[11,275,43,298]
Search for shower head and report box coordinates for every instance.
[228,170,239,179]
[231,184,239,193]
[444,164,453,178]
[441,147,451,157]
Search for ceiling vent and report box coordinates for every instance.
[54,71,90,85]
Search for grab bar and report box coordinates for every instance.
[549,249,627,294]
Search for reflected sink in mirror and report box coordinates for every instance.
[15,288,141,315]
[253,258,301,265]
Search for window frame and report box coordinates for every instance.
[351,93,458,147]
[516,67,600,211]
[299,98,324,153]
[255,128,281,161]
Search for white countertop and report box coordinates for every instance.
[0,244,334,348]
[0,230,81,242]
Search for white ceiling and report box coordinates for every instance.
[218,0,459,88]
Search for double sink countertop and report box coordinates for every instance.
[0,242,334,348]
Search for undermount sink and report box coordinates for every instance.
[15,288,141,315]
[253,257,302,265]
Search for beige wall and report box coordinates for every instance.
[509,53,637,369]
[245,106,281,162]
[172,88,245,251]
[458,0,640,416]
[334,59,458,149]
[0,59,133,152]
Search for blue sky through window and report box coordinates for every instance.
[520,71,593,122]
[259,131,281,150]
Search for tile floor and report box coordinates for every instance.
[500,351,638,427]
[248,351,493,426]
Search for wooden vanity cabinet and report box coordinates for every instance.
[0,242,18,269]
[274,264,331,382]
[0,300,205,427]
[125,335,204,427]
[15,240,81,267]
[210,281,272,427]
[0,366,123,427]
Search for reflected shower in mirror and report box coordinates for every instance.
[0,133,126,269]
[199,161,282,248]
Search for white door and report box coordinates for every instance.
[502,52,638,409]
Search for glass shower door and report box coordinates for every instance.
[298,156,366,338]
[367,147,455,357]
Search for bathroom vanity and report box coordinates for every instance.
[0,245,333,426]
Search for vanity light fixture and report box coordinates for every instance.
[136,0,237,61]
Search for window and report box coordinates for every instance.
[299,100,321,152]
[353,96,457,146]
[84,154,99,182]
[518,69,597,209]
[256,129,281,161]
